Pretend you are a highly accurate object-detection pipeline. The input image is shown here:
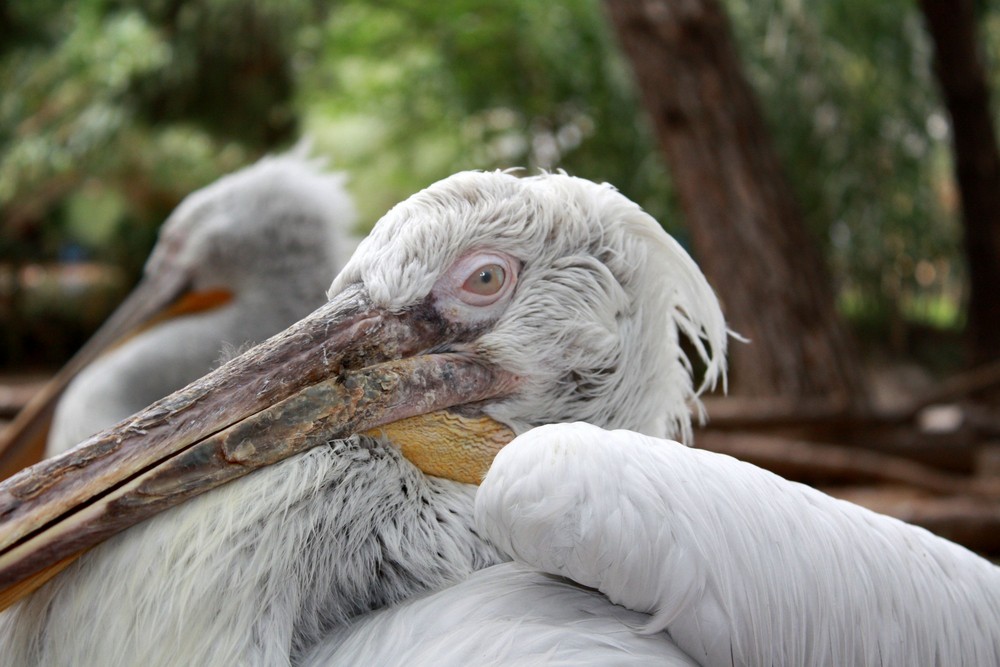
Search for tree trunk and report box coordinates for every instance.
[603,0,867,405]
[918,0,1000,366]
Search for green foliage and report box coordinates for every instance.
[0,0,311,365]
[725,0,964,334]
[298,0,672,228]
[0,0,313,275]
[3,0,999,367]
[103,0,321,145]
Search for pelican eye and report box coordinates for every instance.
[463,264,506,296]
[443,252,518,309]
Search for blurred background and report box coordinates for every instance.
[2,0,1000,549]
[2,0,987,369]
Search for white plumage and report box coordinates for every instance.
[478,422,1000,665]
[2,438,496,665]
[334,169,726,440]
[301,421,1000,666]
[48,148,356,454]
[0,170,997,666]
[305,563,699,666]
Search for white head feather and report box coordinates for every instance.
[332,170,727,442]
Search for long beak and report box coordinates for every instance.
[0,267,233,480]
[0,284,518,609]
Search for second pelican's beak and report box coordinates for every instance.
[0,284,519,609]
[0,266,233,480]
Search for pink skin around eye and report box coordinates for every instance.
[440,251,519,308]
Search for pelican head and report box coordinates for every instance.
[0,170,726,621]
[1,148,357,470]
[337,171,725,442]
[145,149,355,311]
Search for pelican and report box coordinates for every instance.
[0,171,997,665]
[0,147,356,476]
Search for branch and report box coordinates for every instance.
[827,485,1000,555]
[696,432,999,499]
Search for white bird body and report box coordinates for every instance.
[47,149,356,454]
[0,438,499,665]
[305,562,699,666]
[0,171,996,666]
[477,422,1000,666]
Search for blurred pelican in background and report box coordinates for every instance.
[0,146,357,475]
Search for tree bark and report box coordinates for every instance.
[603,0,867,404]
[918,0,1000,365]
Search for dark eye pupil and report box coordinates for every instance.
[478,270,493,284]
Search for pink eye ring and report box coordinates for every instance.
[441,251,519,307]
